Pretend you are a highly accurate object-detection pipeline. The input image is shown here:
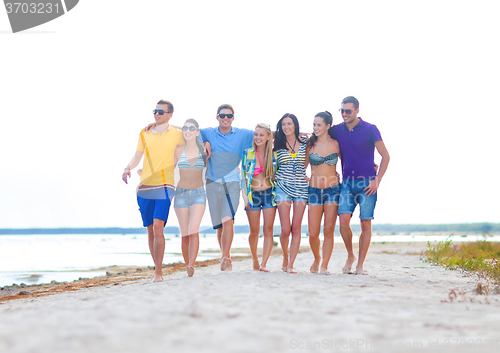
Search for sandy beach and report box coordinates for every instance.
[1,242,499,353]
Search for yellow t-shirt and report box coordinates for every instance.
[136,127,184,187]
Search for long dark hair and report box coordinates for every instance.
[307,111,333,150]
[184,118,207,167]
[273,113,300,151]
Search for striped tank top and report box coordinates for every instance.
[275,139,308,199]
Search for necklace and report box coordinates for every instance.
[286,139,297,153]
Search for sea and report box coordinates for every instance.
[1,233,499,287]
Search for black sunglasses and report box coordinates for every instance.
[339,109,353,114]
[218,113,234,119]
[153,109,171,115]
[182,126,198,132]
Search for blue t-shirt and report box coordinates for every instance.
[328,118,382,180]
[200,126,254,183]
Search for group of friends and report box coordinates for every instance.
[122,96,390,282]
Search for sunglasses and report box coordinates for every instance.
[339,109,353,114]
[182,126,198,132]
[218,113,234,119]
[153,109,171,115]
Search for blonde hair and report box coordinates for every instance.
[252,123,274,179]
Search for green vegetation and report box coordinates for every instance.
[424,240,500,283]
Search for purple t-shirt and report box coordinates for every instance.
[328,118,382,180]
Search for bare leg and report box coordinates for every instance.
[152,218,166,282]
[260,207,277,271]
[220,217,234,271]
[356,220,372,275]
[147,224,155,266]
[246,209,262,270]
[339,213,356,273]
[217,227,222,252]
[187,233,200,266]
[320,203,338,273]
[288,201,307,273]
[308,204,323,273]
[277,201,292,271]
[186,233,198,277]
[186,204,205,275]
[181,236,190,265]
[175,207,191,265]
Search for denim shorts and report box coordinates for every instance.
[174,186,206,208]
[275,185,308,203]
[244,188,276,211]
[308,184,341,206]
[338,178,377,220]
[137,187,175,227]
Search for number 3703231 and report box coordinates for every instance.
[5,3,61,14]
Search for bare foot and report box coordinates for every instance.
[355,266,368,275]
[152,274,163,282]
[286,267,297,274]
[221,257,228,271]
[253,259,260,271]
[310,258,320,273]
[342,255,356,274]
[319,266,329,275]
[259,266,269,272]
[187,266,195,277]
[221,257,232,272]
[282,256,289,272]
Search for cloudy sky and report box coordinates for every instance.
[1,0,499,229]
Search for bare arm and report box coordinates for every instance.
[304,145,311,169]
[364,140,390,196]
[374,140,390,181]
[174,145,183,166]
[203,141,212,159]
[122,150,144,184]
[299,132,310,140]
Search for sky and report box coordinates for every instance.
[1,0,499,229]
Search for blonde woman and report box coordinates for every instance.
[173,119,207,277]
[241,123,278,272]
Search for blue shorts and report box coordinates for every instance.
[308,184,341,206]
[245,188,276,211]
[137,187,175,227]
[338,178,377,220]
[174,186,206,208]
[275,185,308,203]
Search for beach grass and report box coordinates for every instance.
[424,239,500,284]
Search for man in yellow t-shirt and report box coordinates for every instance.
[122,99,184,282]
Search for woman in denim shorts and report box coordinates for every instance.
[173,119,207,277]
[274,114,309,274]
[241,123,278,272]
[305,111,341,275]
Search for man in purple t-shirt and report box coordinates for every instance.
[328,96,390,275]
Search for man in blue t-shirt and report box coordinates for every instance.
[329,96,390,275]
[200,104,254,271]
